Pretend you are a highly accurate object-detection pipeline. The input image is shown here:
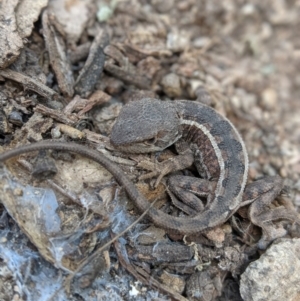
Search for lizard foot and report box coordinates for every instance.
[138,159,174,187]
[138,150,194,188]
[243,175,300,248]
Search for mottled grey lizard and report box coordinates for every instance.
[110,98,299,237]
[0,98,298,238]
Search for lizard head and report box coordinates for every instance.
[110,98,182,153]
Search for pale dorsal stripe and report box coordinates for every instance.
[180,119,225,195]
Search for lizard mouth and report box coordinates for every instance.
[110,141,162,154]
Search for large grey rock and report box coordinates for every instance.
[240,238,300,301]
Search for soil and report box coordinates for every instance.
[0,1,299,301]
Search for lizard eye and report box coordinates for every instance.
[144,137,157,145]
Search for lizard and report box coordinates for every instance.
[110,98,299,240]
[0,98,298,240]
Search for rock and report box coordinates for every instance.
[161,73,182,98]
[186,267,222,301]
[240,238,300,301]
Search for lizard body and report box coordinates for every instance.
[0,98,296,237]
[111,98,249,231]
[111,98,299,240]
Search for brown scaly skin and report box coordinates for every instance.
[0,98,298,239]
[111,98,299,240]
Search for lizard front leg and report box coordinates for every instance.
[138,140,195,187]
[242,175,300,247]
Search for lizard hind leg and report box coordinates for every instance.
[167,175,217,216]
[243,175,300,247]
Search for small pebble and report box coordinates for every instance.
[161,73,182,98]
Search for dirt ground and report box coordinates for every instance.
[0,1,300,301]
